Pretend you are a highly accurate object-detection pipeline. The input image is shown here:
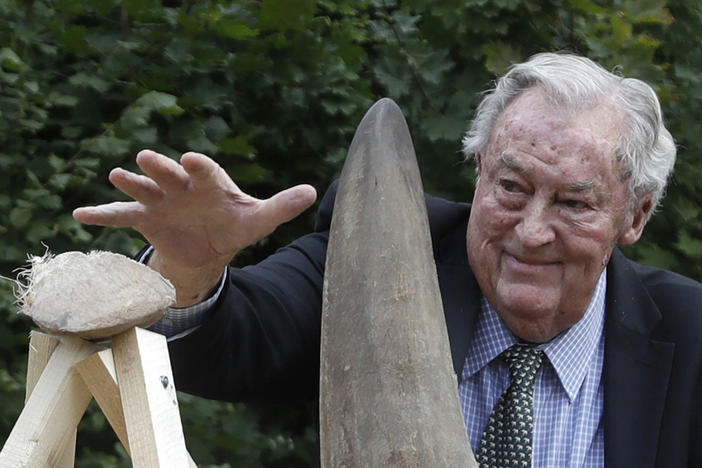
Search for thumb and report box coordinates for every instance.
[257,184,317,233]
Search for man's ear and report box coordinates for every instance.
[475,152,483,174]
[618,195,654,245]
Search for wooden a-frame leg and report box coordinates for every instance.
[111,327,192,468]
[75,350,130,453]
[25,331,77,468]
[0,335,99,467]
[76,347,197,468]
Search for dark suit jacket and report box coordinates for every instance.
[168,182,702,467]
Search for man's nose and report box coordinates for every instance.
[514,201,556,248]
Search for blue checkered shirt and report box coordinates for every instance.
[146,247,606,467]
[460,271,607,467]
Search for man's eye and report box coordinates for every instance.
[563,199,590,210]
[499,180,520,193]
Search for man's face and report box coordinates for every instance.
[466,88,650,343]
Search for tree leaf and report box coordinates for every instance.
[9,206,32,228]
[219,135,257,156]
[260,0,316,31]
[69,72,111,93]
[567,0,608,15]
[80,135,131,158]
[482,42,523,76]
[0,48,24,72]
[134,91,184,116]
[47,91,79,107]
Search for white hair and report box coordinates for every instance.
[462,52,676,221]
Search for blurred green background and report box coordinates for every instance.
[1,0,701,466]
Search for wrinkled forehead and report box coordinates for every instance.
[487,88,625,162]
[481,89,629,191]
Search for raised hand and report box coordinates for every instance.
[73,149,317,306]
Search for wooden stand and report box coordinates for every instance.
[0,328,197,467]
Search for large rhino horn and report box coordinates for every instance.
[320,98,477,467]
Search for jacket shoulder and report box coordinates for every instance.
[626,257,702,341]
[313,180,470,258]
[630,259,702,305]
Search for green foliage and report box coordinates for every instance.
[1,0,701,465]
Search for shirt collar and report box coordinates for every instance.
[462,269,607,403]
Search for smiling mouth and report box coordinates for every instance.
[503,252,561,272]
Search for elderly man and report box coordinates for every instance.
[75,53,701,467]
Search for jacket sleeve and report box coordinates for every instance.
[167,182,339,403]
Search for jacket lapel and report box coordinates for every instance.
[429,203,481,380]
[603,249,675,468]
[438,263,481,378]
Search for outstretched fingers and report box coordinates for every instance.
[180,152,236,191]
[109,168,164,205]
[73,201,147,228]
[136,149,191,192]
[74,149,317,259]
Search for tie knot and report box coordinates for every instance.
[502,345,543,382]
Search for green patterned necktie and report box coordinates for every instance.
[476,345,544,468]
